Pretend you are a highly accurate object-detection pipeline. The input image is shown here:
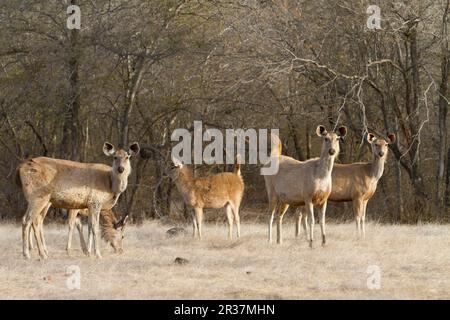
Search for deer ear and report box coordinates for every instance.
[114,215,129,230]
[387,133,396,144]
[367,133,376,144]
[316,125,327,137]
[121,215,129,231]
[337,126,347,138]
[128,142,140,157]
[103,142,115,156]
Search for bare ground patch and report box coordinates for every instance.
[1,221,450,299]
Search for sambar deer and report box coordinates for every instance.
[295,133,396,238]
[264,125,347,247]
[28,208,128,255]
[169,156,244,239]
[16,142,139,259]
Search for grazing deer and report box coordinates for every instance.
[16,141,139,259]
[295,133,396,239]
[169,157,244,239]
[28,208,128,255]
[264,125,347,247]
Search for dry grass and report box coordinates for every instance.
[1,220,450,299]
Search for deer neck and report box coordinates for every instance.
[370,155,386,181]
[100,210,118,243]
[110,170,129,196]
[174,168,195,200]
[318,149,335,178]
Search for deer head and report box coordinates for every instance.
[108,215,129,254]
[316,125,347,158]
[367,133,395,159]
[103,142,140,193]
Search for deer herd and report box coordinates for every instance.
[15,125,395,260]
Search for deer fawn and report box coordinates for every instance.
[28,208,128,255]
[296,133,396,238]
[169,157,244,239]
[264,125,347,247]
[16,142,139,259]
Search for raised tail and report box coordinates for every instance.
[270,133,282,157]
[234,154,241,176]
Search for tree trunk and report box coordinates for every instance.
[437,0,449,208]
[61,0,81,161]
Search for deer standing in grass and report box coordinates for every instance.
[16,142,139,259]
[169,157,244,239]
[28,208,128,255]
[264,125,347,247]
[295,133,396,239]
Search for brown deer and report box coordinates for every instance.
[28,208,128,255]
[295,133,396,239]
[264,125,347,247]
[169,157,244,239]
[16,142,139,259]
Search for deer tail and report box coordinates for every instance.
[270,133,282,157]
[234,154,241,176]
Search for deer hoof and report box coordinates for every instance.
[23,252,31,259]
[309,241,314,249]
[95,253,102,259]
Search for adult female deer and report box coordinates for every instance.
[296,133,396,238]
[169,157,244,239]
[16,142,139,259]
[264,125,347,247]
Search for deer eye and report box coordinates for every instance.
[114,156,118,160]
[325,138,330,142]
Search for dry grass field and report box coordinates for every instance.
[1,220,450,299]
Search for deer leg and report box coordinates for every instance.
[88,204,102,258]
[194,207,203,240]
[87,221,93,256]
[76,217,88,255]
[318,201,327,246]
[66,210,78,255]
[295,207,303,238]
[22,199,49,259]
[28,225,34,251]
[276,203,289,244]
[230,202,241,239]
[267,200,277,244]
[225,204,234,240]
[353,200,363,239]
[362,200,368,239]
[191,209,198,238]
[33,213,49,257]
[29,202,50,252]
[302,211,308,240]
[305,201,314,248]
[38,204,51,256]
[31,216,47,259]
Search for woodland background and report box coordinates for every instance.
[0,0,448,223]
